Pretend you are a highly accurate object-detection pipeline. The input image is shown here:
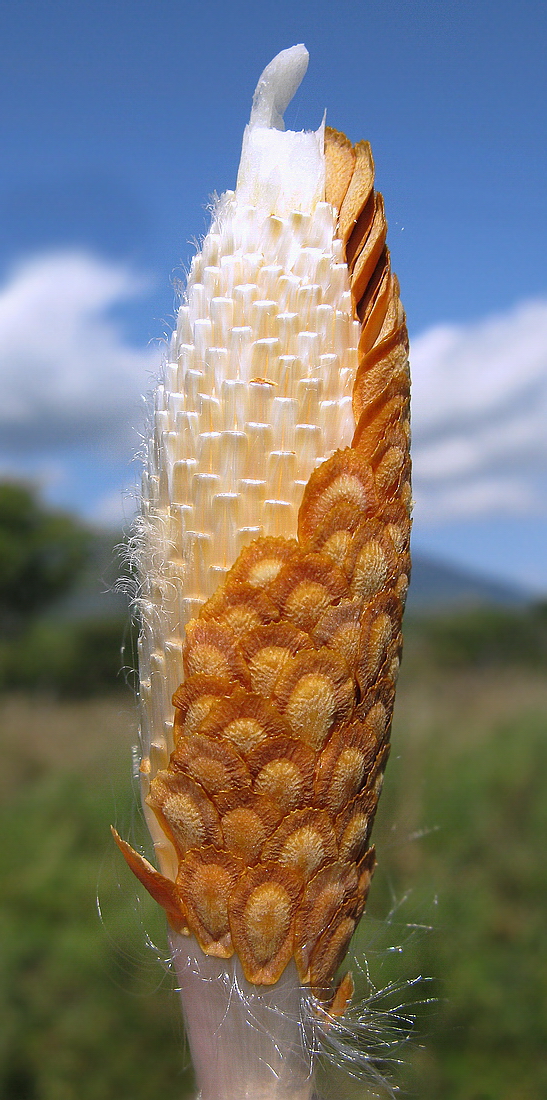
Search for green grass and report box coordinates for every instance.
[0,697,194,1100]
[1,654,547,1098]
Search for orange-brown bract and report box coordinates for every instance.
[118,126,410,1006]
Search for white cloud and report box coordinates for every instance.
[411,298,547,521]
[1,251,545,533]
[0,250,160,453]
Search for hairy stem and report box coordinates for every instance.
[170,934,317,1100]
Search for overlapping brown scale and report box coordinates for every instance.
[183,618,251,686]
[172,673,235,739]
[345,188,375,270]
[311,600,362,674]
[247,735,315,813]
[353,396,409,480]
[374,439,411,501]
[328,971,355,1017]
[272,647,355,751]
[352,332,410,428]
[379,498,412,557]
[358,269,404,361]
[307,848,375,1000]
[215,789,283,862]
[355,676,396,744]
[395,571,410,606]
[176,847,242,958]
[336,139,375,245]
[335,748,390,863]
[373,275,406,346]
[223,536,300,593]
[349,193,388,304]
[355,846,377,910]
[261,807,338,880]
[198,580,280,639]
[238,620,313,696]
[356,590,402,694]
[237,620,310,695]
[345,520,401,606]
[294,860,359,980]
[308,903,358,1001]
[335,787,380,864]
[302,499,367,575]
[195,687,290,753]
[229,863,303,983]
[369,421,410,472]
[267,551,350,633]
[170,732,251,795]
[297,449,377,545]
[357,254,393,352]
[146,770,222,856]
[313,717,381,815]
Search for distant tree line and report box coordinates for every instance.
[0,481,134,695]
[1,480,545,696]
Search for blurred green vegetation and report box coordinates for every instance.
[0,615,135,696]
[0,481,134,698]
[0,697,193,1100]
[1,485,546,1098]
[0,482,90,638]
[1,650,547,1098]
[405,602,547,669]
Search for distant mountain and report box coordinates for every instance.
[407,553,533,612]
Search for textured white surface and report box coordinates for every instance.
[137,49,359,874]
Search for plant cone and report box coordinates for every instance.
[114,44,410,1100]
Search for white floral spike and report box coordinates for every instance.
[116,43,411,1100]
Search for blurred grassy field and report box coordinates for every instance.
[1,632,547,1099]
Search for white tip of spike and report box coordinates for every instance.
[236,45,325,217]
[249,44,309,131]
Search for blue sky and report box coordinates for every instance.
[1,0,546,591]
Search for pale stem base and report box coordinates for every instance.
[170,934,317,1100]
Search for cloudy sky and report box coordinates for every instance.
[1,0,546,591]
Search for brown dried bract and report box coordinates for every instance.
[247,735,315,813]
[294,860,359,979]
[308,904,358,1000]
[111,827,187,932]
[215,789,282,862]
[172,674,235,739]
[146,770,222,856]
[261,808,338,880]
[177,847,242,957]
[272,647,355,751]
[324,127,356,212]
[183,618,251,686]
[170,733,251,796]
[196,688,290,753]
[298,449,377,545]
[229,863,302,983]
[238,620,313,697]
[337,140,375,244]
[224,536,300,592]
[313,717,380,814]
[311,600,362,674]
[268,552,350,633]
[198,581,280,638]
